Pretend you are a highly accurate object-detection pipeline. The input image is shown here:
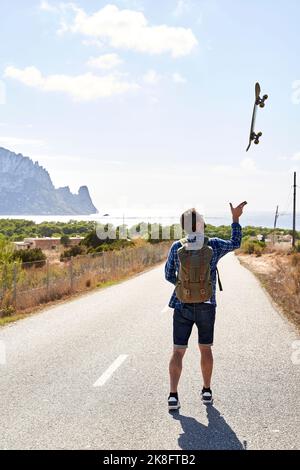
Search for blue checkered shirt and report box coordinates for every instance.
[165,223,242,308]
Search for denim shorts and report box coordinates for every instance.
[173,303,216,348]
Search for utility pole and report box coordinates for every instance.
[273,205,279,244]
[292,172,297,248]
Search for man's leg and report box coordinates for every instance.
[169,307,193,394]
[169,347,187,393]
[196,303,216,397]
[199,345,213,388]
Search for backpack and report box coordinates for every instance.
[175,237,222,303]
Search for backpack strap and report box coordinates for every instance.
[180,236,223,292]
[216,267,223,292]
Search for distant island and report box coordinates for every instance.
[0,147,98,215]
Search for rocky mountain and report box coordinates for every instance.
[0,147,98,215]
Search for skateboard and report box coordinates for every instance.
[246,82,268,152]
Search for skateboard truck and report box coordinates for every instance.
[246,83,268,152]
[251,131,262,145]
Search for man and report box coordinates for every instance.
[165,202,247,410]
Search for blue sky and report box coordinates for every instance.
[0,0,300,218]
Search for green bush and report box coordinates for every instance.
[60,235,71,247]
[241,238,266,255]
[81,227,116,249]
[253,245,263,257]
[91,240,134,253]
[0,218,95,241]
[60,245,85,261]
[0,305,15,318]
[13,248,46,267]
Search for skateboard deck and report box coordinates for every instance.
[246,82,268,152]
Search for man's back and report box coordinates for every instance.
[165,222,242,309]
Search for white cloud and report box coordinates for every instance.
[173,0,191,17]
[0,136,45,148]
[0,135,45,155]
[82,39,103,48]
[57,4,198,57]
[278,152,300,161]
[31,153,82,163]
[172,72,187,84]
[0,80,6,105]
[87,53,123,70]
[291,152,300,161]
[292,80,300,104]
[240,157,257,172]
[4,65,139,101]
[143,69,161,85]
[39,0,58,13]
[116,0,144,10]
[277,155,288,161]
[213,158,258,176]
[149,96,159,105]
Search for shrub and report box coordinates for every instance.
[92,239,134,253]
[0,305,15,318]
[241,239,266,255]
[60,235,71,247]
[0,239,15,264]
[13,248,46,267]
[81,227,117,249]
[254,245,263,257]
[60,245,84,261]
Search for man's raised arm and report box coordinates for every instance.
[210,201,247,258]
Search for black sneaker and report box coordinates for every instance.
[168,395,181,411]
[201,387,213,404]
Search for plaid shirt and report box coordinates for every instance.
[165,223,242,308]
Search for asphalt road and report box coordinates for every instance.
[0,253,299,450]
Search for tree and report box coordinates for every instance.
[13,248,46,268]
[60,235,71,247]
[0,239,15,264]
[60,245,84,261]
[0,239,22,289]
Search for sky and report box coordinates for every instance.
[0,0,300,219]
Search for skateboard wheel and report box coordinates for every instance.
[263,95,268,100]
[254,140,259,145]
[259,102,265,108]
[257,132,262,137]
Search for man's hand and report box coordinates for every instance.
[230,201,247,223]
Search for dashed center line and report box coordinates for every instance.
[93,354,128,387]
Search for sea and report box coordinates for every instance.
[0,211,299,230]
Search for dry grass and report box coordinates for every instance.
[0,241,171,323]
[238,251,300,331]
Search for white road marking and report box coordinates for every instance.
[93,354,128,387]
